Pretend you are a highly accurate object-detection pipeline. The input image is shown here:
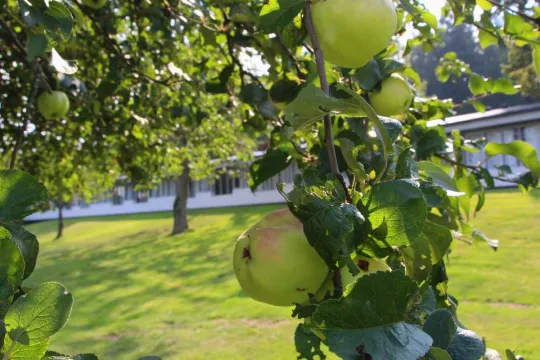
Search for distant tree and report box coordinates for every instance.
[502,44,540,98]
[410,22,531,113]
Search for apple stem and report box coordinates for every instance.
[303,1,352,204]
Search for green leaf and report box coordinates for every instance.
[411,126,447,159]
[336,137,368,181]
[205,82,228,94]
[279,172,365,269]
[478,29,498,49]
[505,349,519,360]
[395,146,418,179]
[361,180,427,247]
[485,141,540,177]
[424,347,452,360]
[476,0,493,10]
[468,74,487,96]
[312,271,432,360]
[380,117,403,143]
[73,355,99,360]
[402,233,432,284]
[533,45,540,76]
[42,1,74,42]
[285,85,394,178]
[259,0,304,34]
[218,65,235,84]
[3,282,73,350]
[0,170,48,222]
[4,338,49,360]
[421,10,438,29]
[504,12,534,36]
[423,309,484,360]
[417,161,464,196]
[0,227,24,300]
[455,172,478,219]
[492,78,519,95]
[353,59,406,92]
[422,221,452,264]
[1,223,39,280]
[294,324,326,360]
[248,149,292,191]
[27,34,48,60]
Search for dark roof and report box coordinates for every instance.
[445,102,540,125]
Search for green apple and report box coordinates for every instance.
[82,0,107,9]
[269,79,300,111]
[311,0,397,68]
[341,254,391,291]
[37,91,70,120]
[229,4,254,24]
[369,74,413,116]
[233,208,329,307]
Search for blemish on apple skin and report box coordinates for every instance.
[242,247,252,260]
[357,260,369,272]
[296,288,306,292]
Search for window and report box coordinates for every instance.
[136,191,149,203]
[513,126,527,166]
[113,186,125,205]
[189,180,196,198]
[214,173,234,195]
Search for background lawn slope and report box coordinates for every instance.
[27,190,540,359]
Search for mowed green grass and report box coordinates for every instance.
[25,189,540,359]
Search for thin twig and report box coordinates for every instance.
[434,153,523,185]
[276,33,306,80]
[10,61,39,169]
[303,1,342,179]
[485,0,540,28]
[453,93,493,109]
[0,15,53,92]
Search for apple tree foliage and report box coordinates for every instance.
[0,0,539,359]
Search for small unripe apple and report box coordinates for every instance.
[233,208,329,307]
[369,74,413,116]
[82,0,107,9]
[311,0,397,68]
[341,254,391,289]
[229,4,254,24]
[37,91,70,120]
[269,79,300,111]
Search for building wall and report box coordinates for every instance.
[25,163,299,221]
[460,122,540,186]
[25,117,540,222]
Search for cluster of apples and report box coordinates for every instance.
[234,0,416,307]
[233,209,390,307]
[270,0,413,117]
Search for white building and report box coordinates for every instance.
[438,103,540,186]
[26,104,540,221]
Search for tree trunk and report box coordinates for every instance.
[56,205,64,240]
[172,163,190,235]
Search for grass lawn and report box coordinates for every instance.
[26,189,540,359]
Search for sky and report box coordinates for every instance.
[424,0,445,17]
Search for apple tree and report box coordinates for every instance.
[1,0,540,359]
[228,0,540,359]
[0,0,257,235]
